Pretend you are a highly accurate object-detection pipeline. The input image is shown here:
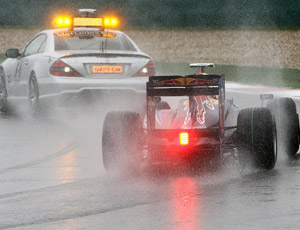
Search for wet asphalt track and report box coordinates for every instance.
[1,83,300,230]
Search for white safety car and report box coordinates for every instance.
[0,9,155,114]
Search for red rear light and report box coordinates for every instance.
[179,132,189,145]
[50,60,82,77]
[134,60,156,77]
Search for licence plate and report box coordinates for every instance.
[92,65,123,74]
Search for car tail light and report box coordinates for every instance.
[50,60,82,77]
[179,132,189,145]
[134,60,156,77]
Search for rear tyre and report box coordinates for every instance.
[267,97,299,157]
[102,111,143,174]
[237,107,277,170]
[28,73,41,117]
[0,69,9,113]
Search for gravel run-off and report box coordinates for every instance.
[1,28,299,69]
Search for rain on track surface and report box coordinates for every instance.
[1,83,300,229]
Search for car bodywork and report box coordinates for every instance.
[0,13,155,113]
[103,64,299,174]
[145,74,231,163]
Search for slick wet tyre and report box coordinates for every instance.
[102,111,142,174]
[237,107,277,169]
[267,97,299,157]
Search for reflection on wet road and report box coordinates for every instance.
[172,177,199,230]
[1,89,300,229]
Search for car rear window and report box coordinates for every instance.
[54,32,136,52]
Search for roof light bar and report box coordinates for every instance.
[53,16,119,29]
[53,17,72,27]
[103,17,119,28]
[73,17,103,27]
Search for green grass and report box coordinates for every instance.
[1,54,299,88]
[156,62,300,88]
[0,54,6,63]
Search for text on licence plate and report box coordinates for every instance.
[92,65,123,74]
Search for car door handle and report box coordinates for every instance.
[24,61,29,65]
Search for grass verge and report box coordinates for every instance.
[0,53,6,63]
[156,62,300,88]
[1,54,299,88]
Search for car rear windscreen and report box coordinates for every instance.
[54,32,136,52]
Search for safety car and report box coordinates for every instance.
[0,9,155,115]
[102,63,300,174]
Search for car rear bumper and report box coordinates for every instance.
[37,76,148,107]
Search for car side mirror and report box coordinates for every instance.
[6,48,20,58]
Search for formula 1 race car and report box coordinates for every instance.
[102,63,300,173]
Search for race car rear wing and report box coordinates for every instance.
[147,75,224,97]
[146,74,225,99]
[146,74,226,138]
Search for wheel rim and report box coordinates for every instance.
[273,129,278,161]
[28,76,39,113]
[271,121,278,168]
